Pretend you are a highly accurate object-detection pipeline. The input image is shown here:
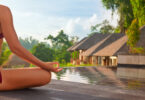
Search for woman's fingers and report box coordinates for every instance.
[52,62,59,68]
[46,62,59,68]
[55,68,63,72]
[58,68,63,72]
[45,62,62,73]
[52,67,63,72]
[46,62,58,65]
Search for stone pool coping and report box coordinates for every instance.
[0,79,145,100]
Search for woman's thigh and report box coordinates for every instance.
[0,67,51,91]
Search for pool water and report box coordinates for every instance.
[52,66,145,90]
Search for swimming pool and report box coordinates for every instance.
[52,66,145,90]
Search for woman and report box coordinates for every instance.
[0,5,63,91]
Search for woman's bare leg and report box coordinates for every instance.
[0,67,51,91]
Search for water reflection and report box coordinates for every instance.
[52,66,145,90]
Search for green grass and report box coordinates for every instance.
[1,60,96,68]
[30,63,80,68]
[17,63,96,68]
[60,63,96,67]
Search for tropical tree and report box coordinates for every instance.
[45,30,72,49]
[45,30,73,63]
[101,0,134,33]
[32,42,54,62]
[19,36,39,50]
[90,19,115,36]
[126,19,140,48]
[101,0,145,53]
[130,0,145,27]
[70,36,79,45]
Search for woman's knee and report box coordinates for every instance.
[39,70,51,85]
[0,68,52,90]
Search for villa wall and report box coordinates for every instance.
[117,67,145,79]
[118,55,145,65]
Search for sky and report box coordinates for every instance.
[0,0,119,42]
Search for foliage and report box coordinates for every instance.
[60,63,96,67]
[54,48,71,63]
[101,0,119,11]
[126,19,145,54]
[130,47,145,54]
[45,30,72,49]
[90,20,115,34]
[101,0,145,29]
[19,36,39,50]
[14,30,77,65]
[101,0,134,33]
[44,30,75,63]
[126,19,140,48]
[70,36,79,45]
[130,0,145,27]
[101,0,145,54]
[71,51,79,60]
[114,26,120,33]
[60,63,74,67]
[32,42,54,62]
[0,42,12,65]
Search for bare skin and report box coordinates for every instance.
[0,5,63,91]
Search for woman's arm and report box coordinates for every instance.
[0,5,62,72]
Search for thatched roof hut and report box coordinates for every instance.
[81,33,125,56]
[93,35,128,56]
[3,54,30,68]
[67,37,88,52]
[81,35,111,56]
[76,33,110,50]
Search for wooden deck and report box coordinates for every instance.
[0,79,145,100]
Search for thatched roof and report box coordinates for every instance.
[81,33,125,56]
[75,33,110,50]
[114,43,129,55]
[68,33,127,56]
[3,54,30,68]
[93,35,128,56]
[67,37,88,52]
[137,25,145,49]
[81,35,111,56]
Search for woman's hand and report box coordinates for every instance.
[45,62,63,73]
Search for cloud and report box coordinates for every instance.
[64,18,81,35]
[101,10,119,27]
[1,0,119,42]
[62,12,118,39]
[83,14,98,31]
[13,10,118,42]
